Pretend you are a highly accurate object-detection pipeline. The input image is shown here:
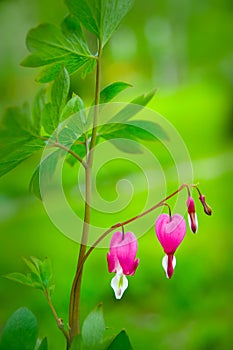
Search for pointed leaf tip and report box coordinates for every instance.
[107,330,133,350]
[132,89,157,107]
[37,337,48,350]
[81,304,106,349]
[100,82,132,104]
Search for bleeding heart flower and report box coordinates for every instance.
[187,196,198,233]
[155,213,186,278]
[107,231,139,299]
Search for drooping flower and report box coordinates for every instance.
[155,213,186,278]
[107,231,139,299]
[186,196,198,233]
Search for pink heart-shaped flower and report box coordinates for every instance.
[155,213,186,254]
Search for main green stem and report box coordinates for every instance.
[68,41,102,346]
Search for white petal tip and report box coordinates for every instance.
[188,213,198,233]
[111,273,128,299]
[162,255,176,278]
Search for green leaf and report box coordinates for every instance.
[107,330,133,350]
[3,257,54,293]
[32,87,47,135]
[131,89,156,107]
[100,121,167,142]
[81,59,97,79]
[41,67,70,134]
[98,119,167,154]
[67,115,164,162]
[22,257,40,276]
[65,0,101,40]
[108,139,143,154]
[128,120,168,141]
[41,103,53,135]
[0,139,43,178]
[81,304,106,349]
[58,96,90,146]
[98,335,116,350]
[109,89,157,123]
[65,0,134,47]
[61,15,90,53]
[0,104,39,141]
[62,14,97,78]
[27,272,44,291]
[0,106,45,178]
[37,338,48,350]
[3,260,43,291]
[29,151,61,200]
[51,66,70,123]
[59,94,88,157]
[58,120,83,148]
[0,307,38,350]
[21,17,96,82]
[40,258,53,290]
[36,63,69,84]
[99,82,132,104]
[61,94,87,129]
[3,273,34,288]
[29,256,43,272]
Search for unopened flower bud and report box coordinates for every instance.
[186,196,198,233]
[199,194,212,216]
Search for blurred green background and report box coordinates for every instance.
[0,0,233,349]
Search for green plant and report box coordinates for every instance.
[0,1,212,349]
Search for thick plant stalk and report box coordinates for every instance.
[68,39,102,346]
